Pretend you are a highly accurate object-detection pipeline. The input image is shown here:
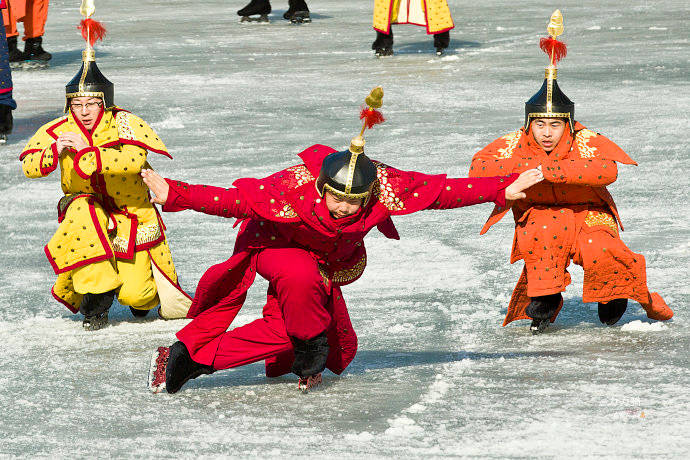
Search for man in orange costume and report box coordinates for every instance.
[469,11,673,334]
[3,0,51,67]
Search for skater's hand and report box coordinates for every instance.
[57,132,89,153]
[505,166,543,201]
[141,169,169,205]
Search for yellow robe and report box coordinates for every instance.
[20,108,191,319]
[373,0,454,34]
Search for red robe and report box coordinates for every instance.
[164,144,516,375]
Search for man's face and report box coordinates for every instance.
[70,96,103,131]
[324,191,362,219]
[530,118,566,153]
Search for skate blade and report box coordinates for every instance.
[22,61,50,70]
[239,15,270,24]
[147,348,168,394]
[297,373,323,392]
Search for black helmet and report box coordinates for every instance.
[65,49,114,112]
[316,136,377,202]
[524,67,574,132]
[524,10,574,133]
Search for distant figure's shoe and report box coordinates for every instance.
[24,36,51,69]
[238,0,271,23]
[598,298,628,326]
[284,0,310,23]
[0,105,13,140]
[7,36,26,69]
[436,47,446,56]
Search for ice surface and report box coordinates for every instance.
[2,0,689,457]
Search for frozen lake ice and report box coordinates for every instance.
[2,0,688,457]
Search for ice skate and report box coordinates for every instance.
[435,47,445,56]
[148,346,170,394]
[238,0,271,24]
[284,0,310,23]
[80,289,116,331]
[375,47,394,58]
[530,318,550,335]
[23,37,51,70]
[297,373,322,392]
[7,36,26,70]
[164,341,214,394]
[0,105,12,144]
[598,298,628,326]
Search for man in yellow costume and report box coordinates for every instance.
[19,4,190,330]
[372,0,454,56]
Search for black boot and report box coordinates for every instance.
[165,341,214,394]
[238,0,271,22]
[372,30,394,57]
[24,36,52,64]
[283,0,310,23]
[598,298,628,326]
[80,289,116,331]
[433,31,450,56]
[7,36,25,68]
[0,105,13,143]
[525,293,562,334]
[291,332,329,378]
[129,306,150,317]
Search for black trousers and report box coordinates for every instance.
[372,29,450,49]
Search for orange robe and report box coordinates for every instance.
[3,0,49,40]
[469,122,672,325]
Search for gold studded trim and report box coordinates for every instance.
[527,112,571,118]
[584,211,617,233]
[375,163,405,211]
[344,152,359,194]
[286,164,314,186]
[323,183,371,200]
[112,224,162,253]
[575,129,599,158]
[276,203,298,218]
[115,111,136,140]
[496,130,521,159]
[332,253,367,284]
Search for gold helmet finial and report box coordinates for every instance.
[547,9,564,38]
[80,0,95,19]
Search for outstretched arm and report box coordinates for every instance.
[426,169,543,210]
[141,169,256,219]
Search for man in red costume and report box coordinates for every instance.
[146,87,543,393]
[468,11,673,334]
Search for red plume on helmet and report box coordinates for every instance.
[359,106,385,130]
[539,36,567,65]
[78,18,107,47]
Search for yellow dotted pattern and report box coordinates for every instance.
[53,271,84,310]
[149,239,179,285]
[373,0,453,34]
[46,197,111,271]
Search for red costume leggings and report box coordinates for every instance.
[211,247,332,372]
[3,0,49,40]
